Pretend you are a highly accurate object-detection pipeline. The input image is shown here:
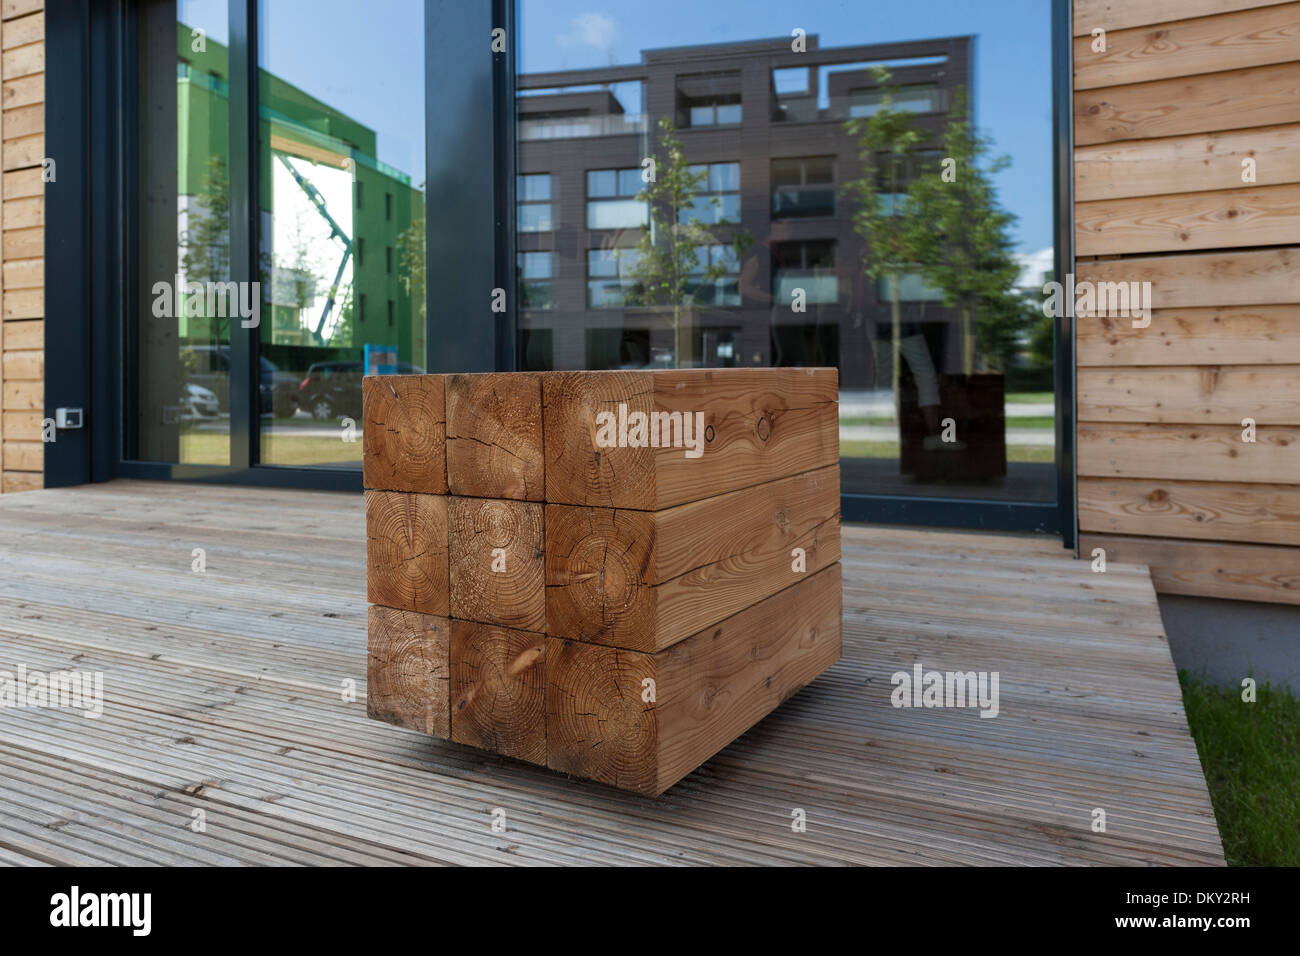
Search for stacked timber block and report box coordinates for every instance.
[363,368,842,796]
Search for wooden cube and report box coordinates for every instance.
[367,605,451,738]
[362,369,842,797]
[546,465,841,651]
[446,372,545,500]
[363,374,447,494]
[447,496,546,632]
[450,621,546,764]
[366,490,449,617]
[546,564,842,796]
[542,367,838,508]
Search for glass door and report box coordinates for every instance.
[513,0,1060,521]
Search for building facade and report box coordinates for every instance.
[515,34,972,388]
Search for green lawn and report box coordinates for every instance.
[842,415,1054,428]
[180,428,362,466]
[1006,391,1054,404]
[839,440,1052,463]
[1179,672,1300,866]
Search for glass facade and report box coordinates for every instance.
[110,0,1067,530]
[134,0,233,465]
[515,0,1057,505]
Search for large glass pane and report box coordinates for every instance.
[135,0,231,464]
[516,1,1056,504]
[257,0,425,468]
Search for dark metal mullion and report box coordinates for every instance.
[494,0,517,371]
[227,0,257,470]
[1053,0,1077,551]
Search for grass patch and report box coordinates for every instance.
[839,440,1051,463]
[180,429,362,467]
[840,415,1054,428]
[1179,671,1300,866]
[1006,391,1054,404]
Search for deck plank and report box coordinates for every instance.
[0,481,1223,865]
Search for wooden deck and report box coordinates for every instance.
[0,481,1223,865]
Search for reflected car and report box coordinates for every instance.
[298,360,426,420]
[181,382,220,420]
[180,345,300,417]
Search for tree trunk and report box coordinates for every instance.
[961,304,973,376]
[890,273,902,421]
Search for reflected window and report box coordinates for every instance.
[517,173,552,232]
[587,168,648,230]
[518,251,553,310]
[850,83,941,117]
[587,247,643,307]
[772,240,838,306]
[680,162,741,224]
[772,156,835,219]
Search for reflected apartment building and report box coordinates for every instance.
[515,33,972,388]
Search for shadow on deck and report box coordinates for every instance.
[0,481,1222,865]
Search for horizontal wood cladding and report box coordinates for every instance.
[1075,62,1300,145]
[1078,365,1300,423]
[1075,248,1299,307]
[1080,533,1300,605]
[1073,2,1300,90]
[1075,125,1300,203]
[1077,306,1300,366]
[0,2,43,494]
[1080,477,1300,546]
[1073,0,1295,35]
[1075,184,1300,256]
[1078,423,1300,484]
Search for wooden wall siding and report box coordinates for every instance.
[0,0,42,493]
[1074,0,1300,603]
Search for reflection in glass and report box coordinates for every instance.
[515,2,1055,503]
[257,0,425,468]
[135,0,232,464]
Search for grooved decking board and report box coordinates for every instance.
[445,372,545,501]
[362,374,447,495]
[1078,365,1300,424]
[1076,306,1300,366]
[1079,476,1300,546]
[546,563,843,797]
[545,465,841,651]
[0,482,1224,864]
[542,367,838,509]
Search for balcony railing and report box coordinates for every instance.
[519,113,649,140]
